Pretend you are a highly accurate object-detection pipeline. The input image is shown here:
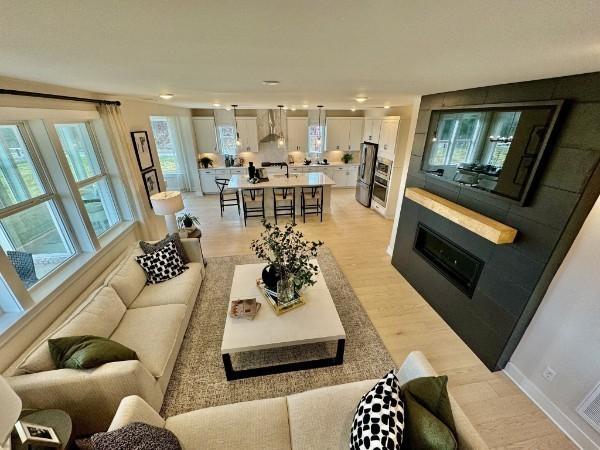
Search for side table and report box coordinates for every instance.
[11,409,72,450]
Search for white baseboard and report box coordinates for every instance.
[386,244,394,256]
[504,362,600,450]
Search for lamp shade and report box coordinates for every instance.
[0,376,21,444]
[150,191,184,216]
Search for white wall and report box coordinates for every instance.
[506,196,600,450]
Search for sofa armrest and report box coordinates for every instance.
[109,395,166,431]
[8,360,163,437]
[181,238,204,264]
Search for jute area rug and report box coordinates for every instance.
[161,247,395,417]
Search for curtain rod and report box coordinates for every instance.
[0,88,121,106]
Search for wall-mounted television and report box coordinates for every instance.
[421,100,563,205]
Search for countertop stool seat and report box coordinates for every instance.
[301,186,323,222]
[241,188,265,226]
[273,187,295,225]
[215,178,240,217]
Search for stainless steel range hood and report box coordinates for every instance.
[259,109,281,143]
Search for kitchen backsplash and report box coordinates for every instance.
[198,149,359,167]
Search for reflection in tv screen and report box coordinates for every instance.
[421,102,562,203]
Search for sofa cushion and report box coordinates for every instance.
[165,397,291,450]
[15,287,126,375]
[105,247,147,307]
[129,262,202,309]
[350,371,405,450]
[135,242,187,285]
[48,336,138,370]
[109,305,186,378]
[287,379,377,450]
[140,233,189,264]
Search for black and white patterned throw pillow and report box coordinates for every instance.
[350,370,405,450]
[135,241,187,284]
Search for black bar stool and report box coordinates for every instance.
[215,178,240,217]
[241,188,265,226]
[273,187,295,225]
[301,186,323,222]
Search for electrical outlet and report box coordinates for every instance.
[542,366,556,382]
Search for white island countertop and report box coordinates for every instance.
[227,173,336,189]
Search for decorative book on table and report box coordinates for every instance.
[229,298,261,320]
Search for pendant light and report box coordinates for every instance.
[277,105,285,148]
[232,104,241,147]
[316,105,324,147]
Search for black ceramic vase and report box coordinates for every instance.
[262,264,282,291]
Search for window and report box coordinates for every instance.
[150,116,181,175]
[308,124,324,153]
[217,124,238,155]
[55,123,120,236]
[486,111,520,167]
[0,124,75,288]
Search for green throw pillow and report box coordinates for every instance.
[401,376,458,450]
[48,335,138,370]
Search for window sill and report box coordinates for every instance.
[0,221,136,342]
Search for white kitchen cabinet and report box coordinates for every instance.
[349,118,364,151]
[379,118,400,160]
[287,117,308,152]
[236,117,259,152]
[199,168,218,194]
[347,165,359,186]
[229,167,245,176]
[323,167,336,182]
[332,166,346,187]
[363,118,383,144]
[289,166,304,174]
[193,117,218,153]
[325,118,351,151]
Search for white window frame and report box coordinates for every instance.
[308,124,325,154]
[52,121,120,237]
[0,122,79,284]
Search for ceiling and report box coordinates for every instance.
[1,0,599,109]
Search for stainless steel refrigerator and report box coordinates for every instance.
[355,142,378,207]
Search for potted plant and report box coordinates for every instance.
[251,221,323,302]
[177,212,201,229]
[199,156,214,168]
[342,152,353,164]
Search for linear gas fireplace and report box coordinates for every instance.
[413,223,484,297]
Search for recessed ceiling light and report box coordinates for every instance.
[355,96,368,103]
[302,104,309,108]
[262,80,280,86]
[350,107,356,112]
[383,105,391,109]
[291,107,297,111]
[283,105,289,110]
[225,106,232,111]
[212,103,221,107]
[159,93,174,100]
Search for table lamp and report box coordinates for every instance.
[150,191,184,234]
[0,376,21,449]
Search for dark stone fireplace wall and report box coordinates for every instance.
[391,72,600,371]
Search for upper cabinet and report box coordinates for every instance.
[363,118,383,144]
[193,117,218,153]
[287,117,308,152]
[326,117,364,151]
[326,118,350,151]
[349,118,364,151]
[236,117,259,152]
[379,118,400,160]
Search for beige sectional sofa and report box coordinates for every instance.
[5,238,205,436]
[109,351,488,450]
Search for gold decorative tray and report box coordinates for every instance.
[256,279,305,315]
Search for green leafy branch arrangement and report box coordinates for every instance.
[251,221,323,292]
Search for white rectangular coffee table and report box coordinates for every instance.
[221,262,346,380]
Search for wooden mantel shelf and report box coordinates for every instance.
[405,187,518,244]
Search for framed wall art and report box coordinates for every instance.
[131,130,154,171]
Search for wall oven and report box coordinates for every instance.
[372,157,392,206]
[372,174,388,206]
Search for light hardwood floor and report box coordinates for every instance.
[184,189,575,449]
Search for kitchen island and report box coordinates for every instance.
[227,173,336,217]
